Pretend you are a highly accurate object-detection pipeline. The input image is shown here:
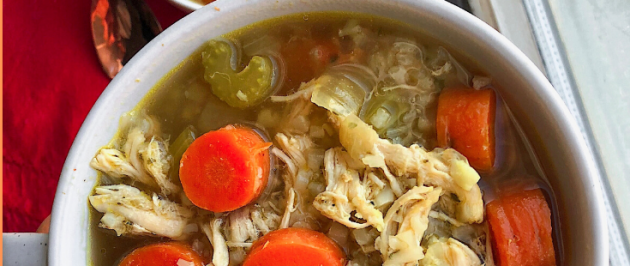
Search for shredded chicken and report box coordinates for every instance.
[313,148,385,231]
[360,169,399,217]
[215,205,282,266]
[420,236,481,266]
[274,133,313,179]
[121,127,156,186]
[429,211,464,228]
[376,186,442,265]
[225,205,281,248]
[99,212,152,236]
[226,210,256,249]
[275,89,315,135]
[250,206,280,235]
[280,188,297,228]
[450,223,494,266]
[90,149,142,180]
[338,114,484,224]
[202,219,229,266]
[90,113,180,195]
[140,137,180,195]
[377,144,484,224]
[89,184,193,238]
[272,133,323,230]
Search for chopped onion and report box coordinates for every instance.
[229,248,247,266]
[311,75,366,116]
[311,64,375,116]
[404,177,416,188]
[369,108,392,129]
[288,115,310,134]
[257,109,279,129]
[373,187,395,207]
[327,222,349,247]
[292,219,320,231]
[182,223,199,235]
[322,123,335,136]
[294,171,311,193]
[308,181,326,197]
[307,149,325,171]
[352,228,374,246]
[309,125,326,139]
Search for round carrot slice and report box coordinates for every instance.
[118,242,204,266]
[243,228,346,266]
[179,125,271,212]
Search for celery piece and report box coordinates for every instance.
[168,125,196,184]
[202,40,275,108]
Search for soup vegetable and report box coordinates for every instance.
[88,14,558,266]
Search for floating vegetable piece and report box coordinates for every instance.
[118,242,204,266]
[179,125,271,212]
[310,74,365,116]
[202,40,276,108]
[243,228,346,266]
[280,36,341,90]
[360,93,410,135]
[437,86,496,171]
[487,188,556,266]
[168,125,197,185]
[310,65,375,116]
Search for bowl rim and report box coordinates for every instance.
[49,0,609,265]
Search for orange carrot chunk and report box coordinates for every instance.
[118,242,204,266]
[281,37,340,90]
[486,188,557,266]
[179,125,271,212]
[436,86,496,171]
[243,228,346,266]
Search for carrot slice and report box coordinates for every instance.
[243,228,346,266]
[436,86,496,171]
[118,242,204,266]
[281,37,340,90]
[179,125,271,212]
[486,188,557,266]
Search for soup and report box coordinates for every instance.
[88,13,559,266]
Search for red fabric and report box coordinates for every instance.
[3,0,187,232]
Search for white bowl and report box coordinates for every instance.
[49,0,609,265]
